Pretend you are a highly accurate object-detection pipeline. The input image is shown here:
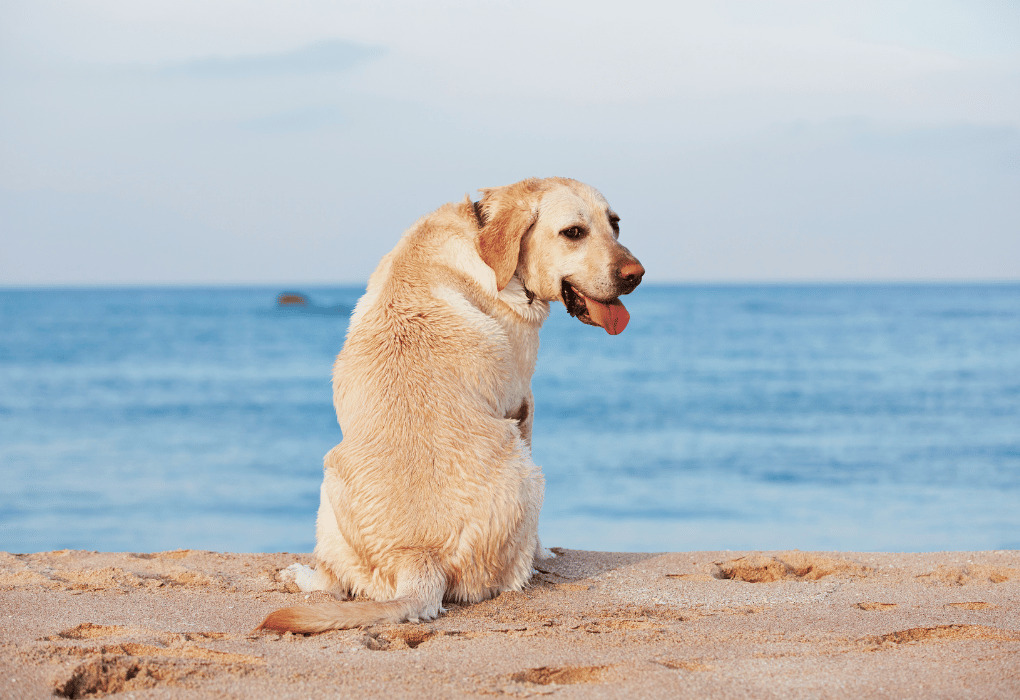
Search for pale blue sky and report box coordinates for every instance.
[1,0,1017,284]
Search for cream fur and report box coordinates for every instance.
[257,178,642,634]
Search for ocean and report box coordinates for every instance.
[1,284,1018,554]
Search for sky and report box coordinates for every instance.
[1,0,1018,285]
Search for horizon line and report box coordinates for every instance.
[2,278,1019,292]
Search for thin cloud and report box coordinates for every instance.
[158,39,384,79]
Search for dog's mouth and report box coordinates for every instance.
[561,280,630,335]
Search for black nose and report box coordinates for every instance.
[617,260,645,292]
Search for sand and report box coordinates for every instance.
[1,548,1017,698]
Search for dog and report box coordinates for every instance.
[257,177,643,633]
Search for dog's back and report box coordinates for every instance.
[259,198,545,633]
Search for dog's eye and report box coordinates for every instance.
[559,226,587,240]
[609,215,620,237]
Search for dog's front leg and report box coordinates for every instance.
[513,391,535,451]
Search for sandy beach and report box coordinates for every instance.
[1,548,1017,698]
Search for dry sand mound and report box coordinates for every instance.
[715,552,871,582]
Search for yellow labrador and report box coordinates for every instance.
[258,177,643,633]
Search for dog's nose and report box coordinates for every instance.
[618,260,645,288]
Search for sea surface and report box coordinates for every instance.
[1,284,1018,554]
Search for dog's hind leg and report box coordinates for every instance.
[279,563,339,593]
[257,555,447,634]
[394,554,447,622]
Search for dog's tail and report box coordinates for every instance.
[255,560,446,635]
[256,597,433,634]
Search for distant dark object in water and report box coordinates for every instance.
[273,293,350,316]
[277,292,308,306]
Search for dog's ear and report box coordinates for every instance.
[476,179,542,290]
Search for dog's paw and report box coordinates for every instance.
[278,563,309,589]
[281,563,329,593]
[535,546,556,560]
[409,605,446,624]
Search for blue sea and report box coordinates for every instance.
[1,284,1018,554]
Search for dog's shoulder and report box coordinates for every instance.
[381,198,494,296]
[345,195,549,364]
[343,198,490,338]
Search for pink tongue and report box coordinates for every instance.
[582,295,630,335]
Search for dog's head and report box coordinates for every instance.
[476,177,644,335]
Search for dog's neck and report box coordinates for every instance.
[498,275,550,325]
